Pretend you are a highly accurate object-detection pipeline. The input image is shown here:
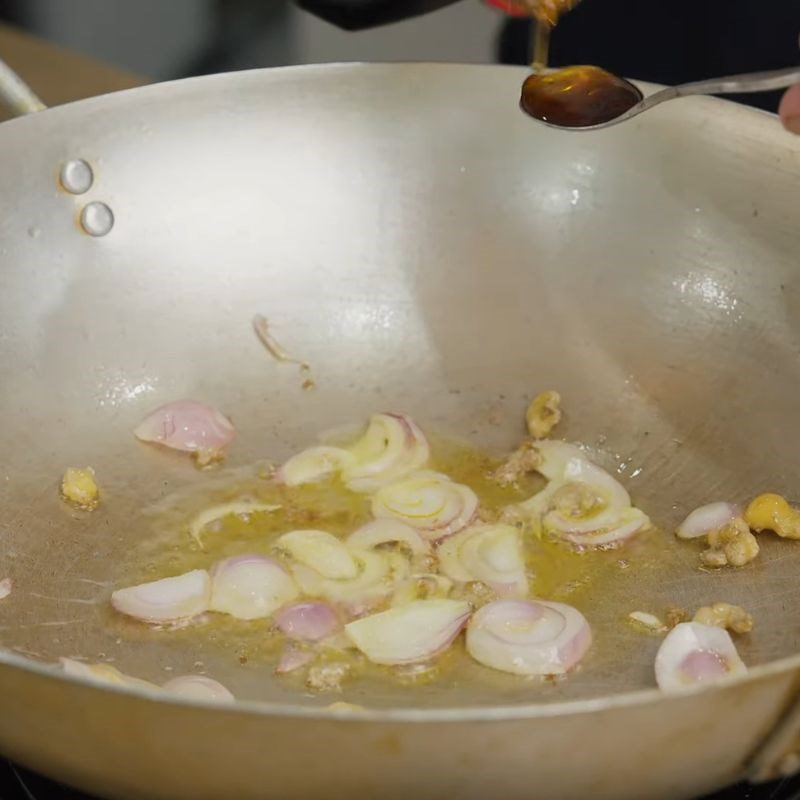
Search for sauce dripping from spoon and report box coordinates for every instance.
[520,65,643,128]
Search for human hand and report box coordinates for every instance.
[484,0,579,25]
[779,85,800,134]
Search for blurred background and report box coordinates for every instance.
[0,0,797,112]
[0,0,499,78]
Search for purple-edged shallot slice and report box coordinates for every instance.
[372,471,478,542]
[655,622,747,692]
[209,555,298,620]
[466,599,591,676]
[134,400,235,466]
[111,569,211,624]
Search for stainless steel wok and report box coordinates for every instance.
[0,61,800,800]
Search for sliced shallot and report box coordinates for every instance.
[344,599,470,665]
[654,622,747,692]
[372,471,479,542]
[276,645,315,674]
[276,530,358,580]
[346,519,430,555]
[676,502,741,540]
[533,440,588,481]
[524,458,628,532]
[437,524,528,597]
[276,413,429,491]
[163,675,234,701]
[274,601,341,641]
[520,448,649,548]
[391,574,454,607]
[341,413,430,492]
[189,500,281,546]
[111,569,211,623]
[466,599,592,676]
[134,400,235,464]
[60,658,160,692]
[277,446,356,487]
[291,549,405,605]
[209,555,298,620]
[559,510,650,548]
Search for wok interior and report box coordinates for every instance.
[0,63,799,710]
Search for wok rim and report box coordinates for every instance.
[0,60,783,134]
[0,61,796,721]
[2,644,799,721]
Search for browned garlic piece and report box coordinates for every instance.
[693,602,753,634]
[60,467,99,510]
[526,390,562,439]
[490,439,541,487]
[700,519,759,568]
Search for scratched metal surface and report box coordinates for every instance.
[0,62,799,800]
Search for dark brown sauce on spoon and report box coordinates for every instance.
[520,65,643,128]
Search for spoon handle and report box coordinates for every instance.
[674,66,800,98]
[622,67,800,127]
[552,65,800,132]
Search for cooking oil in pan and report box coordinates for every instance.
[106,435,686,696]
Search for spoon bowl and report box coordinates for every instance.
[521,65,800,131]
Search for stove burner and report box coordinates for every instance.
[0,758,798,799]
[0,760,98,799]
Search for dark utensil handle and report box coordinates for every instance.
[295,0,465,30]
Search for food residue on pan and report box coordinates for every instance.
[489,438,541,487]
[665,608,689,629]
[252,314,308,368]
[627,611,667,634]
[253,313,315,390]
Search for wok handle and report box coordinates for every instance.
[0,55,46,117]
[749,685,800,783]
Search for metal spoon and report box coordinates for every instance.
[522,65,800,131]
